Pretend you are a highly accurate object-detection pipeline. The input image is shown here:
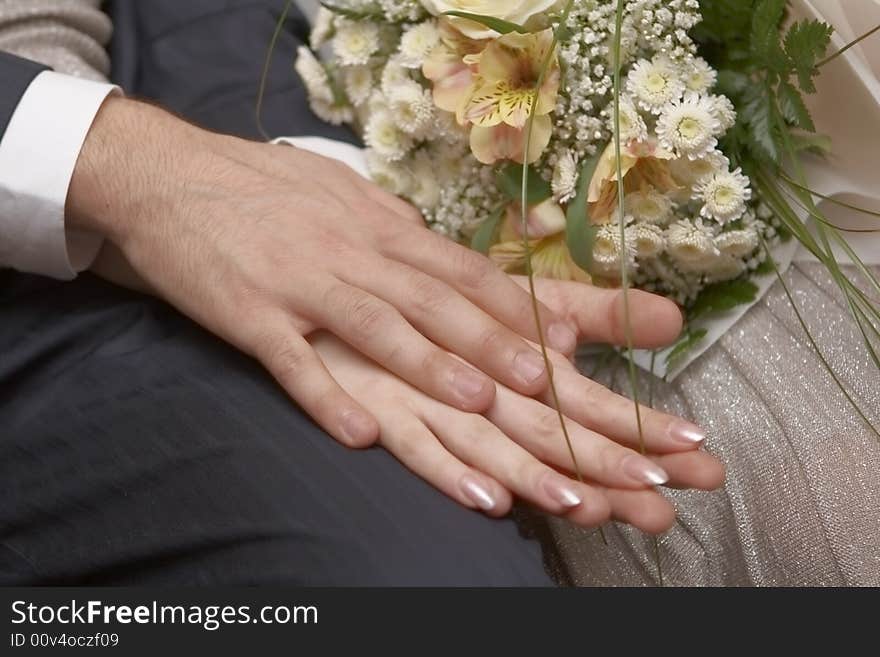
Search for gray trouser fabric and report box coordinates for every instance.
[0,0,553,586]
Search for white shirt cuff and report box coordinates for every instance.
[0,71,120,280]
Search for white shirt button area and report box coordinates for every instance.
[0,71,119,280]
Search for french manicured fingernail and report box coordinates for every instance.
[623,455,669,486]
[460,475,496,511]
[543,474,582,508]
[514,350,546,384]
[453,367,489,400]
[341,410,375,444]
[548,323,577,353]
[670,421,706,445]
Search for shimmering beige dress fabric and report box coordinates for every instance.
[551,263,880,586]
[0,0,111,80]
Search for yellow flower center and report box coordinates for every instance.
[714,186,735,206]
[678,117,702,140]
[646,72,668,94]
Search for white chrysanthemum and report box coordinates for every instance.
[666,218,720,271]
[407,150,441,210]
[683,57,717,94]
[294,46,333,104]
[364,109,413,161]
[388,82,434,136]
[592,222,638,278]
[704,254,746,283]
[309,98,354,126]
[551,151,579,203]
[668,149,729,187]
[398,21,441,69]
[366,149,413,196]
[656,93,722,160]
[343,65,374,107]
[310,7,336,50]
[625,188,675,225]
[695,168,752,224]
[381,56,414,96]
[332,21,381,67]
[715,229,759,258]
[612,97,649,142]
[626,223,666,259]
[706,94,737,132]
[626,57,686,114]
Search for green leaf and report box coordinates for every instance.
[743,88,781,163]
[716,70,750,96]
[496,163,552,206]
[665,329,709,369]
[750,0,788,71]
[784,19,833,93]
[320,2,381,21]
[443,11,528,35]
[688,279,760,320]
[788,130,832,156]
[565,154,601,273]
[754,257,776,275]
[777,80,815,131]
[470,206,505,254]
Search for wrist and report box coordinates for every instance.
[65,96,209,245]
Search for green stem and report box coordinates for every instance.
[256,0,296,140]
[817,24,880,69]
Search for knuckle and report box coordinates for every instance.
[533,410,563,442]
[409,274,451,317]
[477,325,510,357]
[454,248,495,290]
[338,290,395,339]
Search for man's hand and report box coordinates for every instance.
[67,97,586,447]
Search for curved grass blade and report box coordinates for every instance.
[611,0,662,586]
[256,0,296,140]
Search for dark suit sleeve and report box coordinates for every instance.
[0,51,49,143]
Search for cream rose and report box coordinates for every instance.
[421,0,561,39]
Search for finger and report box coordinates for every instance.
[487,385,670,490]
[338,256,555,396]
[384,228,578,355]
[653,451,725,491]
[312,280,496,412]
[602,488,677,535]
[541,365,707,453]
[420,402,610,522]
[377,410,512,516]
[250,314,379,448]
[514,277,684,349]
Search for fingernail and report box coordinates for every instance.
[548,323,577,353]
[514,350,546,385]
[543,474,582,508]
[453,367,489,400]
[341,410,375,445]
[670,421,706,445]
[623,455,669,486]
[460,475,496,511]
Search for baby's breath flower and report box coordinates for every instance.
[626,57,686,114]
[696,168,751,224]
[656,93,721,160]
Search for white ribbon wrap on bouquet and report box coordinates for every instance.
[276,0,880,379]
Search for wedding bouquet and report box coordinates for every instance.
[288,0,879,421]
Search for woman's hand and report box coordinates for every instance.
[69,97,581,448]
[308,279,723,534]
